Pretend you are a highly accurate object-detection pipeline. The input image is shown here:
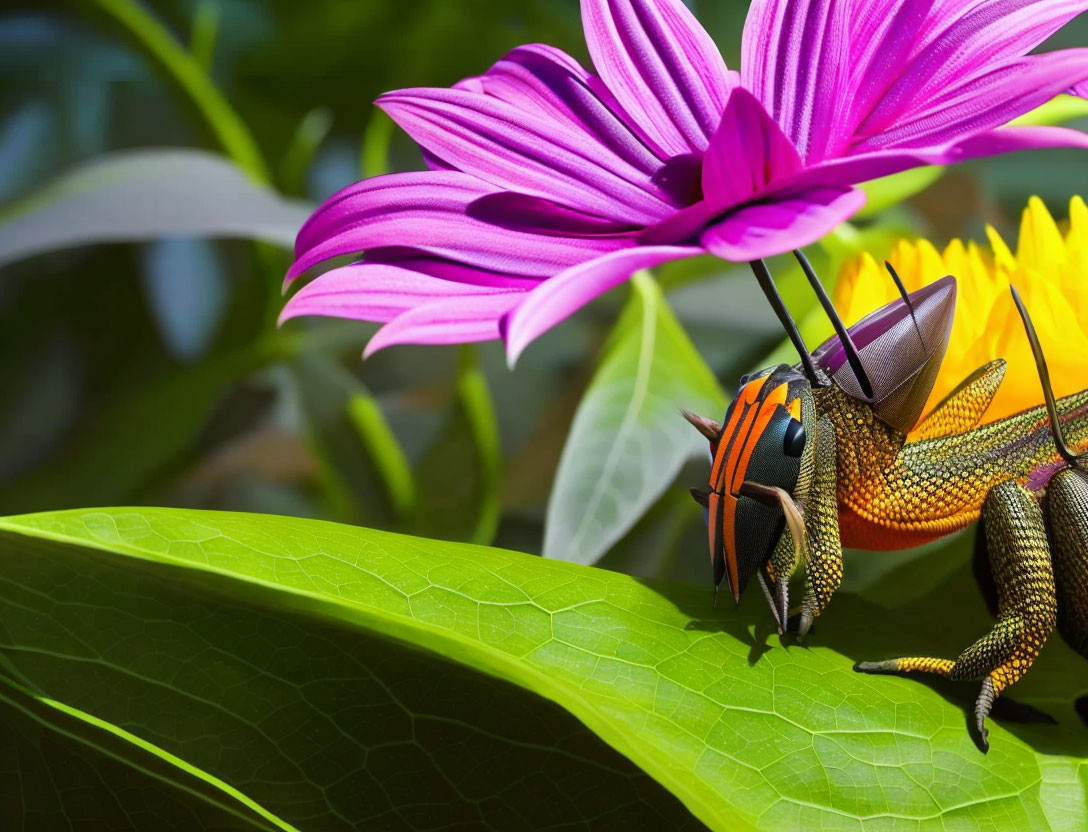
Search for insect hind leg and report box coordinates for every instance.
[1045,468,1088,659]
[857,480,1057,751]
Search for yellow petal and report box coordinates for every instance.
[1017,196,1064,272]
[986,225,1016,273]
[833,195,1085,428]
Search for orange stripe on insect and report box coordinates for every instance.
[711,378,766,489]
[729,385,788,496]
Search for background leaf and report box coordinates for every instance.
[542,273,726,564]
[0,344,272,514]
[0,149,310,269]
[2,508,1085,831]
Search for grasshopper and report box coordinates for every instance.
[686,252,1088,751]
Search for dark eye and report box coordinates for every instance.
[783,420,805,457]
[738,373,753,386]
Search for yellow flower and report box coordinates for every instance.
[833,196,1088,425]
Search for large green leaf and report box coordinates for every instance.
[542,272,726,564]
[0,511,698,831]
[1,508,1085,830]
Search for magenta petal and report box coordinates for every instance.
[1075,81,1088,98]
[364,292,525,357]
[377,87,675,224]
[581,0,732,156]
[741,0,850,162]
[856,48,1088,149]
[700,187,866,262]
[503,244,702,364]
[790,125,1088,190]
[458,44,666,177]
[892,1,1088,117]
[829,0,936,157]
[743,0,1088,160]
[347,250,541,289]
[826,0,1087,154]
[287,171,629,283]
[281,263,525,325]
[702,87,801,211]
[637,199,723,246]
[467,192,636,235]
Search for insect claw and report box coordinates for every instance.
[797,607,814,639]
[682,410,721,442]
[757,572,783,633]
[689,487,710,508]
[853,660,900,674]
[776,579,789,634]
[974,677,995,754]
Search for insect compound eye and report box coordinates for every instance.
[783,419,805,457]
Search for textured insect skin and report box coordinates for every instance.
[688,273,1088,751]
[825,379,1088,550]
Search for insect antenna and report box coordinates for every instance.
[681,411,721,443]
[792,249,874,399]
[885,260,926,345]
[1010,285,1080,466]
[749,259,821,386]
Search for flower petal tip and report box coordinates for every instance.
[499,314,524,370]
[362,330,396,360]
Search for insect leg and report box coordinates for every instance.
[796,415,842,636]
[857,479,1057,752]
[1044,468,1088,659]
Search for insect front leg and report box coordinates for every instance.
[769,415,843,635]
[1044,468,1088,659]
[797,415,842,636]
[857,479,1057,751]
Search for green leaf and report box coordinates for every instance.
[0,672,296,831]
[857,166,946,220]
[1011,94,1088,128]
[543,272,726,564]
[0,510,698,830]
[5,508,1083,830]
[0,149,311,269]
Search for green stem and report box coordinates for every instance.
[281,107,333,196]
[88,0,270,184]
[458,346,502,545]
[189,0,220,73]
[360,111,396,179]
[347,393,417,522]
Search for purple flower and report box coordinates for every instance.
[282,0,1088,362]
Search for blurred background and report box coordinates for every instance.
[1,0,1086,584]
